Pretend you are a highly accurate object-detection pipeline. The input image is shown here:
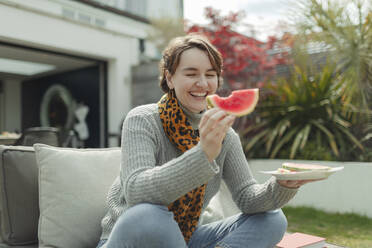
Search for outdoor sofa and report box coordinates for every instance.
[0,144,238,248]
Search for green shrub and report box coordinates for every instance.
[292,0,372,117]
[242,64,364,160]
[277,141,337,161]
[348,123,372,161]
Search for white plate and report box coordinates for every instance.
[259,167,344,180]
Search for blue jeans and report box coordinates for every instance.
[97,203,287,248]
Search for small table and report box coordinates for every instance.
[0,134,21,145]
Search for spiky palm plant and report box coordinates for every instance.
[243,65,363,159]
[291,0,372,118]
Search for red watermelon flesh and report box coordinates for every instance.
[206,89,259,116]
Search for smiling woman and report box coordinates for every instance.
[95,34,302,248]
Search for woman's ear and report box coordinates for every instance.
[165,70,174,90]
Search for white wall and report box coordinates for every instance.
[249,159,372,218]
[207,159,372,223]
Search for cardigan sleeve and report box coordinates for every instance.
[222,130,298,213]
[121,108,219,207]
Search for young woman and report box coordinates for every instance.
[97,34,313,248]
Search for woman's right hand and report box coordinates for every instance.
[199,108,236,162]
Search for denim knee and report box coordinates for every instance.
[107,203,186,248]
[234,209,287,247]
[209,210,288,248]
[115,203,171,239]
[257,209,288,244]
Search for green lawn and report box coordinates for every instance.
[282,206,372,248]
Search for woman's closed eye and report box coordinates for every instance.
[206,74,216,78]
[184,72,216,78]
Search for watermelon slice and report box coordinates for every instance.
[206,89,259,116]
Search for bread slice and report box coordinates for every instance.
[282,163,331,172]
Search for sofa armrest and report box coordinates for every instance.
[0,145,38,245]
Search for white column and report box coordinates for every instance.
[3,79,22,132]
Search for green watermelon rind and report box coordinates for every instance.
[206,89,259,117]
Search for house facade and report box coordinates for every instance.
[0,0,183,147]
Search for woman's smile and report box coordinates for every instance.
[189,92,208,97]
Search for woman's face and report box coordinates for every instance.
[167,48,218,113]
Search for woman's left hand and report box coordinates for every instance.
[277,179,324,189]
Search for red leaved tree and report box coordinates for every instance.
[187,7,293,131]
[187,7,291,93]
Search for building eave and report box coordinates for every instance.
[72,0,150,24]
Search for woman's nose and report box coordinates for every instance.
[196,76,208,87]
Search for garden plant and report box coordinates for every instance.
[242,64,364,160]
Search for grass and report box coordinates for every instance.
[282,206,372,248]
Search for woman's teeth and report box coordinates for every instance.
[190,92,207,97]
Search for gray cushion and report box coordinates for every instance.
[0,146,38,246]
[34,144,120,248]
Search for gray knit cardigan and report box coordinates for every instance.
[99,104,297,240]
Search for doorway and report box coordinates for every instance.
[0,41,107,147]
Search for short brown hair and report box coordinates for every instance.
[159,33,223,93]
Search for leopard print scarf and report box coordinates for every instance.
[158,90,206,243]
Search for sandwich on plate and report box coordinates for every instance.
[277,163,331,174]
